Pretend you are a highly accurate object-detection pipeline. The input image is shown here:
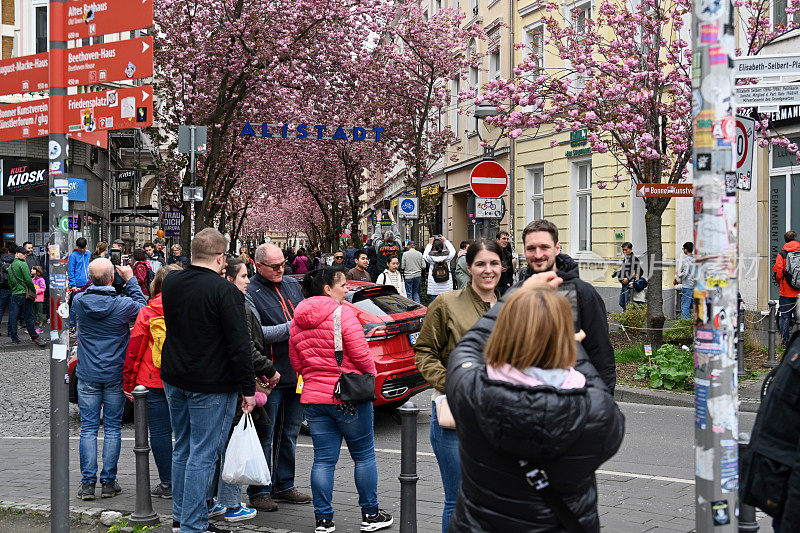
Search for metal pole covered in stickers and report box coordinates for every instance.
[691,0,739,529]
[49,1,71,531]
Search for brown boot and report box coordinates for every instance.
[272,488,312,504]
[249,493,278,512]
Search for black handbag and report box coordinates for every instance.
[331,306,376,403]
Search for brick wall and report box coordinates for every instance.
[1,36,12,59]
[1,0,14,25]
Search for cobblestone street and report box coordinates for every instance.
[0,348,772,532]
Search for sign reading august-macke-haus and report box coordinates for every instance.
[239,122,385,141]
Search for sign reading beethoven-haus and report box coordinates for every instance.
[239,122,385,141]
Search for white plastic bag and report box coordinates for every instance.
[221,413,271,486]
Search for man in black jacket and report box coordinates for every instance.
[741,331,800,532]
[161,228,255,533]
[245,243,310,512]
[519,219,616,392]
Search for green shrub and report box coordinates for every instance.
[663,318,694,343]
[615,345,646,363]
[633,344,694,391]
[610,303,647,330]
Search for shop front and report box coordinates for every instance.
[0,158,49,256]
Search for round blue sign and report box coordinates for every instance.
[401,199,415,213]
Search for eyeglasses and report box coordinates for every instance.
[259,260,287,271]
[333,256,344,260]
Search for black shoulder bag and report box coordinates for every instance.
[519,460,587,533]
[332,306,376,404]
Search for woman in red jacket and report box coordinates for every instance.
[122,263,182,499]
[289,268,393,533]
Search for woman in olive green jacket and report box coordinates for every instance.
[413,239,503,533]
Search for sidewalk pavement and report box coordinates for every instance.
[615,378,763,413]
[0,434,770,532]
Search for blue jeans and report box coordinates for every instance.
[430,402,461,533]
[78,380,126,485]
[8,294,38,341]
[164,383,236,533]
[0,288,11,326]
[147,387,172,486]
[779,295,797,348]
[619,284,633,311]
[305,402,379,520]
[405,277,421,303]
[680,287,693,319]
[247,387,304,498]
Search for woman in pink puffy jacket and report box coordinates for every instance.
[289,268,393,533]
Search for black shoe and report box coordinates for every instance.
[361,509,393,532]
[151,482,172,499]
[204,524,231,533]
[33,337,47,347]
[172,520,180,533]
[316,519,336,533]
[77,482,95,500]
[100,480,122,498]
[10,338,21,345]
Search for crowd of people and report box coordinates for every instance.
[0,240,49,346]
[66,220,636,533]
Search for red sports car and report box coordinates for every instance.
[69,280,429,409]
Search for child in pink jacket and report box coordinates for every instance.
[288,268,392,533]
[32,265,46,333]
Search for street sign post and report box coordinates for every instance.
[733,53,800,78]
[734,83,800,107]
[51,0,154,41]
[0,98,49,142]
[398,197,418,219]
[179,125,208,154]
[0,52,49,95]
[475,197,505,218]
[60,36,154,87]
[470,160,508,198]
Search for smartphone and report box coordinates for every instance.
[110,249,122,266]
[557,282,580,333]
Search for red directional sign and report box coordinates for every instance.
[470,161,508,198]
[50,85,153,134]
[52,0,154,41]
[58,36,153,87]
[0,98,49,142]
[0,53,49,96]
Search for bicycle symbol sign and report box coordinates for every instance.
[401,199,415,212]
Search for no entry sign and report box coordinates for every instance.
[470,161,508,198]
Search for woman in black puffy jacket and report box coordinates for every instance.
[446,273,625,532]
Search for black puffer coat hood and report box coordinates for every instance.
[446,287,625,532]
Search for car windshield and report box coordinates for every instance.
[349,287,423,315]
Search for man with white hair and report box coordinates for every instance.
[71,258,146,501]
[245,242,309,512]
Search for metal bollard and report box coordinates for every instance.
[129,386,160,526]
[737,433,759,532]
[737,295,746,375]
[398,401,420,533]
[765,300,778,368]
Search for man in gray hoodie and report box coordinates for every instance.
[401,242,425,303]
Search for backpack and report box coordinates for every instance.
[432,259,450,283]
[0,256,12,289]
[149,315,167,368]
[345,248,356,270]
[779,250,800,290]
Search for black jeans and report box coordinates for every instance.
[8,294,38,341]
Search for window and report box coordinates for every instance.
[490,48,501,79]
[528,25,545,73]
[435,0,442,14]
[572,2,591,34]
[526,166,544,222]
[35,6,47,53]
[451,77,461,139]
[572,160,592,252]
[470,0,478,16]
[774,0,789,27]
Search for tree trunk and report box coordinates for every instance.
[644,209,666,347]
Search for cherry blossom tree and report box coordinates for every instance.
[369,3,485,241]
[476,0,799,346]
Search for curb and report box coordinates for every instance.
[0,342,49,353]
[614,385,761,413]
[0,500,171,527]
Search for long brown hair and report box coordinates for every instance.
[484,287,576,370]
[150,263,183,297]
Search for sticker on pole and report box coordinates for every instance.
[470,161,508,198]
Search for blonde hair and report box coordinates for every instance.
[150,263,183,297]
[484,287,576,370]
